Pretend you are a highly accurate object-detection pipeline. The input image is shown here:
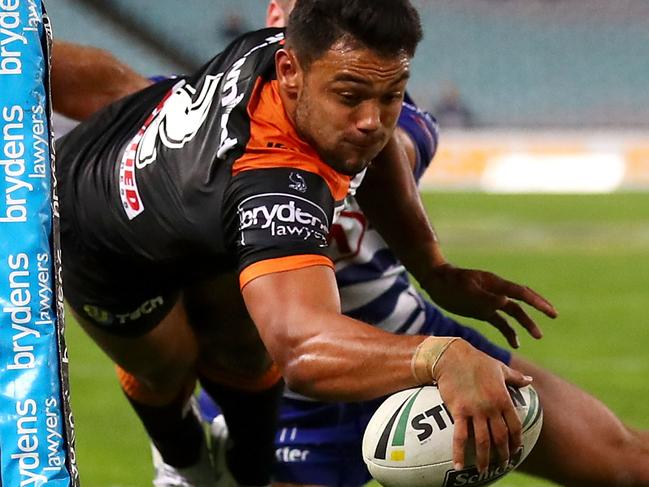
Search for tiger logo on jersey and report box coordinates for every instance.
[136,75,224,169]
[118,32,285,220]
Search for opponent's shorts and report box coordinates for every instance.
[198,301,511,487]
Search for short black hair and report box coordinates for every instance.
[286,0,423,68]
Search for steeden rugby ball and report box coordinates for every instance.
[362,385,543,487]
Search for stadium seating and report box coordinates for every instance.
[47,0,649,128]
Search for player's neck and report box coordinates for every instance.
[276,79,298,130]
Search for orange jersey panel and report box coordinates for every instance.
[239,254,334,289]
[234,79,351,202]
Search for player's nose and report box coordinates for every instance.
[355,101,382,134]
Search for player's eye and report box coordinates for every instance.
[381,92,403,105]
[338,92,362,106]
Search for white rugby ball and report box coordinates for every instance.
[362,385,542,487]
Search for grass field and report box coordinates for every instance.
[65,192,649,487]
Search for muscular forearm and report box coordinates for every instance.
[357,133,446,285]
[242,265,451,401]
[280,311,426,401]
[51,41,151,120]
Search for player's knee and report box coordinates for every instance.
[119,346,195,398]
[145,368,193,397]
[116,364,195,406]
[197,336,272,378]
[611,431,649,485]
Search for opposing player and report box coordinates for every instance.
[195,2,649,487]
[55,1,552,486]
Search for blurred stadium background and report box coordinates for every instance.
[46,1,649,486]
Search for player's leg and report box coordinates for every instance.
[513,356,649,486]
[71,298,209,467]
[271,399,380,487]
[186,274,284,487]
[199,394,376,487]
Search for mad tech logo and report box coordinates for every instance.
[373,388,423,462]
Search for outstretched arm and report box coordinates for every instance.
[51,40,152,120]
[242,264,532,472]
[356,131,558,348]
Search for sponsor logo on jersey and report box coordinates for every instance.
[118,89,174,220]
[82,296,164,326]
[442,449,523,487]
[275,447,310,463]
[238,193,329,246]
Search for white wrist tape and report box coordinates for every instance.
[410,337,460,385]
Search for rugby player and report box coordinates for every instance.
[195,2,649,487]
[54,1,555,485]
[50,17,649,487]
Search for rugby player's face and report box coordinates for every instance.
[295,41,410,175]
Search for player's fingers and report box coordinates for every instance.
[470,287,508,320]
[501,300,543,339]
[452,416,469,471]
[473,418,491,474]
[502,402,523,455]
[489,415,510,465]
[495,280,558,319]
[502,364,533,389]
[486,312,518,348]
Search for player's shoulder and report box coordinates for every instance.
[232,79,351,202]
[400,93,439,148]
[200,28,285,77]
[235,27,285,46]
[398,94,439,177]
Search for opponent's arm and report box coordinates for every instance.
[242,264,532,472]
[356,133,557,348]
[51,40,152,120]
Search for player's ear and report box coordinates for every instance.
[266,0,285,28]
[275,48,302,99]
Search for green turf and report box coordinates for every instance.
[65,192,649,486]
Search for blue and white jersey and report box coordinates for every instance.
[330,198,429,335]
[330,98,439,333]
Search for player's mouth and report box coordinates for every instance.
[344,137,384,152]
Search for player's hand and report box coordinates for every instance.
[421,263,558,348]
[434,339,532,474]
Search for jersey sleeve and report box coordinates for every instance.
[398,96,440,183]
[225,167,336,288]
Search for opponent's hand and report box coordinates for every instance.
[421,263,558,348]
[434,339,532,474]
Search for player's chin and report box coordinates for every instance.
[335,156,372,176]
[339,146,383,175]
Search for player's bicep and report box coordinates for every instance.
[241,265,341,369]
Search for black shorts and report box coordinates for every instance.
[61,224,180,337]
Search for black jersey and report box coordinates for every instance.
[57,29,353,334]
